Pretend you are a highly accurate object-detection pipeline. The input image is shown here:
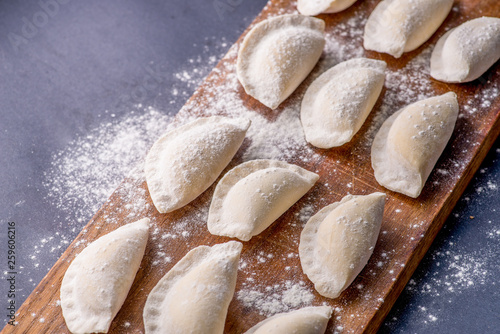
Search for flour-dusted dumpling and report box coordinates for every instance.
[143,241,242,334]
[364,0,454,58]
[371,92,459,198]
[301,58,386,148]
[431,17,500,83]
[145,116,250,213]
[244,306,333,334]
[208,160,319,241]
[237,14,325,109]
[61,218,149,334]
[297,0,358,16]
[299,193,385,299]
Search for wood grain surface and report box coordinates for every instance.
[4,0,500,333]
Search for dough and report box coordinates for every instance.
[430,17,500,83]
[60,218,149,334]
[145,116,250,213]
[244,306,333,334]
[208,159,319,241]
[299,193,385,298]
[363,0,454,58]
[301,58,386,148]
[143,241,242,334]
[371,92,459,197]
[237,14,325,109]
[297,0,358,16]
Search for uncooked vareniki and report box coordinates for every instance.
[301,58,386,148]
[371,92,459,198]
[237,14,325,109]
[299,193,385,299]
[430,17,500,83]
[143,241,242,334]
[60,218,149,334]
[145,116,250,213]
[208,159,319,241]
[364,0,454,58]
[244,306,333,334]
[297,0,358,16]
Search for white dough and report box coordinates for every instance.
[244,306,333,334]
[363,0,454,58]
[143,241,242,334]
[299,193,385,299]
[297,0,358,16]
[301,58,386,148]
[430,17,500,83]
[237,14,325,109]
[208,159,319,241]
[60,218,149,334]
[371,92,459,198]
[145,116,250,213]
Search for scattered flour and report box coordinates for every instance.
[237,281,315,316]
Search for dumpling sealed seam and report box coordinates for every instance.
[430,17,500,83]
[364,0,454,58]
[208,159,319,241]
[143,241,242,334]
[299,193,386,299]
[297,0,358,16]
[237,14,325,110]
[145,116,250,213]
[371,92,459,198]
[60,218,149,334]
[301,58,386,148]
[244,306,333,334]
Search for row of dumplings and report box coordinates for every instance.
[236,9,500,112]
[60,190,387,333]
[59,4,500,333]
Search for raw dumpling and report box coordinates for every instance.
[297,0,358,16]
[371,92,459,198]
[61,218,149,334]
[430,17,500,83]
[237,14,325,109]
[145,116,250,213]
[208,159,319,241]
[299,193,385,299]
[364,0,454,58]
[244,306,333,334]
[301,58,386,148]
[143,241,242,334]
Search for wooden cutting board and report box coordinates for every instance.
[5,0,500,333]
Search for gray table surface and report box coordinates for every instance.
[1,0,499,333]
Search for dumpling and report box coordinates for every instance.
[143,241,242,334]
[430,17,500,83]
[297,0,358,16]
[60,218,149,334]
[145,116,250,213]
[363,0,454,58]
[299,193,385,299]
[244,306,333,334]
[371,92,459,198]
[301,58,386,148]
[208,159,319,241]
[237,14,325,109]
